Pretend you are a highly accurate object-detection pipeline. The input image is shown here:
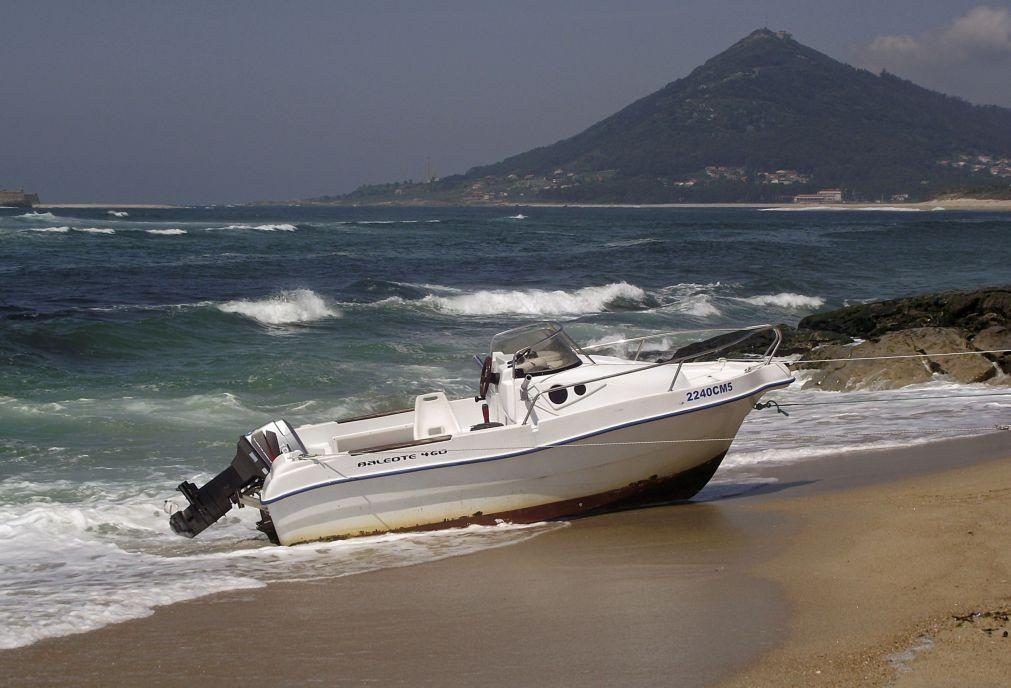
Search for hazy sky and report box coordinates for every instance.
[2,1,1009,203]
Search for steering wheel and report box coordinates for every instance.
[478,356,493,399]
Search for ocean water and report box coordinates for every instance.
[1,204,1009,649]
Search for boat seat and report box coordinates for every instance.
[413,392,461,440]
[516,349,566,375]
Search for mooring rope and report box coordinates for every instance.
[787,348,1011,365]
[756,390,1011,412]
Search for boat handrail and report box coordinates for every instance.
[521,324,782,425]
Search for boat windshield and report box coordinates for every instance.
[489,322,584,376]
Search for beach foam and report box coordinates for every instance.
[720,380,1011,476]
[218,289,341,325]
[858,206,922,212]
[759,206,924,213]
[423,282,648,316]
[0,473,559,650]
[759,206,847,212]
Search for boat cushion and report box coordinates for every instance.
[413,392,461,440]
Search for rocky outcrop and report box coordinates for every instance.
[796,327,998,391]
[674,287,1010,390]
[793,288,1010,390]
[797,288,1011,340]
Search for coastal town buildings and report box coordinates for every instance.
[936,154,1011,178]
[793,188,843,203]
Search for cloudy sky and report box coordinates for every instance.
[2,1,1009,203]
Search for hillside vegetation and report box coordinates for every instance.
[322,29,1011,204]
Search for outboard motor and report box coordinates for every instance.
[169,419,306,543]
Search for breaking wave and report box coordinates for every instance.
[15,211,58,221]
[741,292,826,309]
[422,282,649,316]
[106,210,129,217]
[217,289,341,325]
[671,294,721,318]
[145,228,187,235]
[74,227,116,235]
[28,226,70,233]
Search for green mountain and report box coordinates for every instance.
[326,29,1011,204]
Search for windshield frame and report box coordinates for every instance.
[489,322,591,377]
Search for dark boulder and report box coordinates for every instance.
[797,287,1011,339]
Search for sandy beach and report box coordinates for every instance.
[1,431,1008,686]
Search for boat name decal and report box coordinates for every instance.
[357,448,447,468]
[685,382,733,402]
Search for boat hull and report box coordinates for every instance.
[265,389,771,545]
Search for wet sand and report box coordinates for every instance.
[2,432,1009,686]
[719,432,1011,687]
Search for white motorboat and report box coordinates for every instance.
[170,322,793,545]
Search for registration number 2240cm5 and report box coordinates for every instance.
[685,382,733,402]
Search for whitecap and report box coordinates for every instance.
[391,280,464,294]
[218,289,341,325]
[74,227,116,235]
[106,210,129,217]
[741,292,826,309]
[217,223,297,232]
[27,226,70,233]
[15,211,58,221]
[507,214,527,220]
[145,228,186,235]
[604,238,662,248]
[422,282,647,316]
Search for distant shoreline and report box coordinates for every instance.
[37,203,181,209]
[288,198,1011,211]
[31,198,1011,211]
